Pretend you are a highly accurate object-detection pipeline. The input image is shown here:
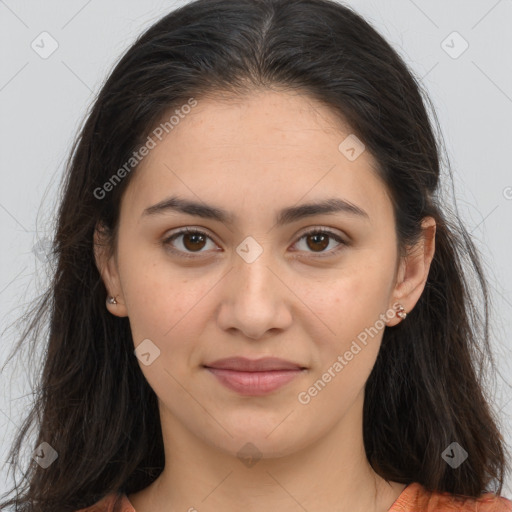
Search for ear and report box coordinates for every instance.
[387,216,436,326]
[93,222,128,317]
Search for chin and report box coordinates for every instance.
[204,421,313,460]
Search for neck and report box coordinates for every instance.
[128,391,406,512]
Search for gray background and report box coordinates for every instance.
[1,0,511,499]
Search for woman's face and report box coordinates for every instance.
[96,89,431,460]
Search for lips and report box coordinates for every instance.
[203,357,307,396]
[204,356,305,372]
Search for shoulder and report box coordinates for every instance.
[75,492,135,512]
[390,482,512,512]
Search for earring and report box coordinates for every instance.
[395,303,407,320]
[107,296,118,305]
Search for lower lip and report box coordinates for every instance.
[205,367,305,395]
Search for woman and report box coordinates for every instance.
[1,0,510,511]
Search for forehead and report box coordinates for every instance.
[121,89,392,226]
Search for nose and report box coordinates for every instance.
[216,245,293,340]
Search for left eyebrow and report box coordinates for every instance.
[141,195,370,226]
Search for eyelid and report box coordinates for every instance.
[295,225,348,243]
[162,226,219,259]
[290,226,348,258]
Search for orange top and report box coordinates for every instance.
[76,482,512,512]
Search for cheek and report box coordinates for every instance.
[125,277,207,342]
[302,257,394,387]
[117,242,182,328]
[296,272,391,414]
[123,272,211,395]
[119,251,216,367]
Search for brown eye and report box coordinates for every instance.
[181,232,207,251]
[163,226,347,260]
[293,228,346,256]
[305,232,330,252]
[163,228,217,258]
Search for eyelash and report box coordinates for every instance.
[162,227,347,260]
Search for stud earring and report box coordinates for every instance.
[107,296,118,305]
[395,303,407,320]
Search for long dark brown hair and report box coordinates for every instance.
[1,0,510,510]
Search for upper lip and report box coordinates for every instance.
[204,357,305,371]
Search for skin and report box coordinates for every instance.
[95,89,436,512]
